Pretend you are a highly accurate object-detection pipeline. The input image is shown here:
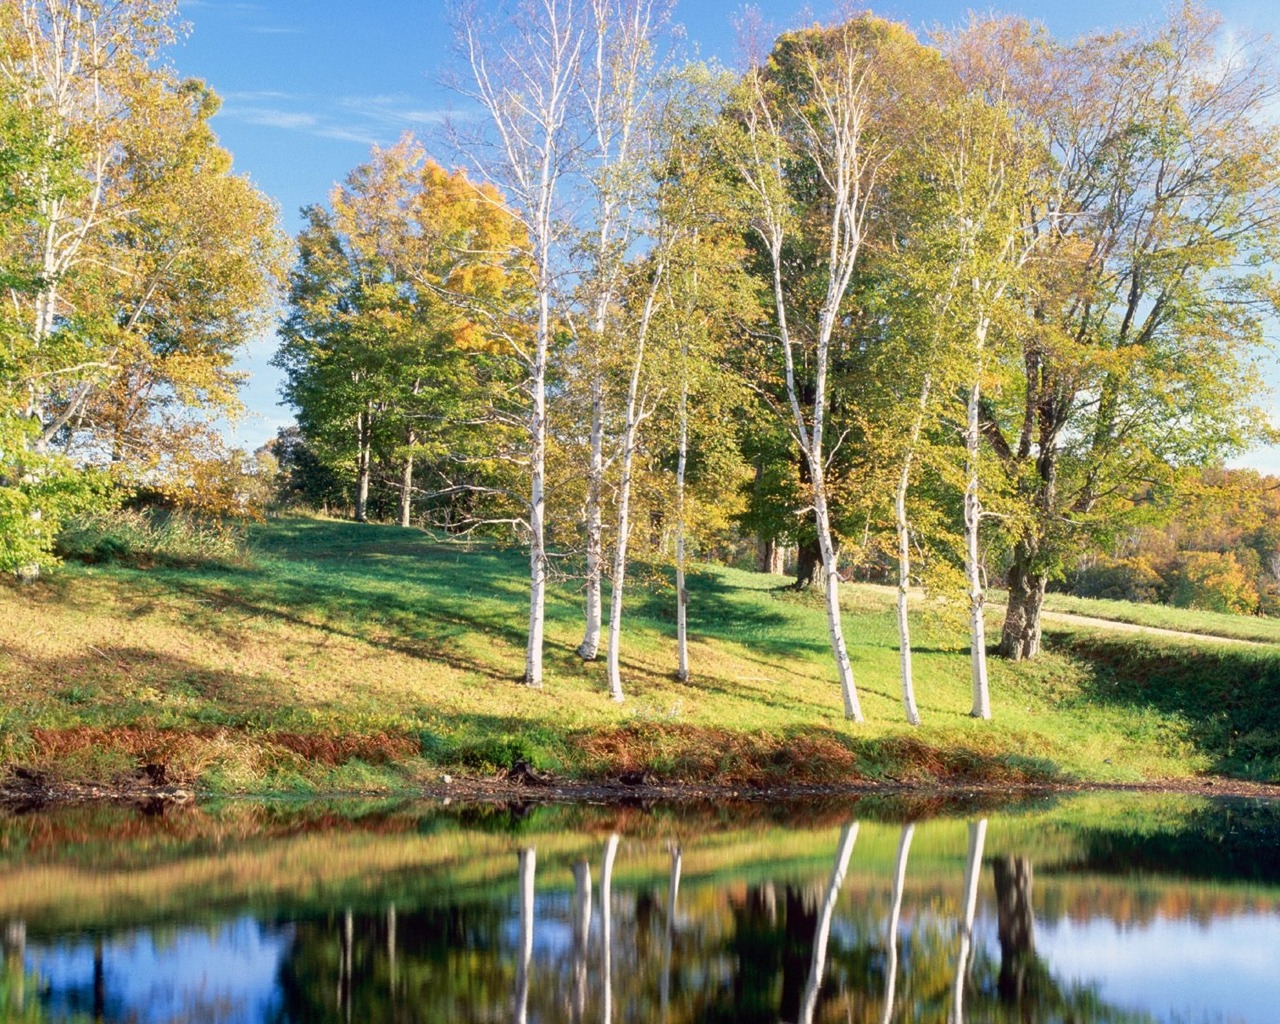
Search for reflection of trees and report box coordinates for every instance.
[951,819,987,1024]
[244,817,1236,1024]
[880,824,913,1024]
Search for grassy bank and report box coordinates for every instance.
[1,516,1277,793]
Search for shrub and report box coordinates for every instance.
[55,508,253,570]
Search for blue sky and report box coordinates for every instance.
[172,0,1280,467]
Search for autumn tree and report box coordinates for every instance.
[452,0,591,687]
[0,0,286,574]
[728,17,949,721]
[950,6,1280,660]
[276,138,526,528]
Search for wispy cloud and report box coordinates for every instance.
[221,89,297,101]
[224,107,319,130]
[338,94,454,129]
[249,26,303,35]
[217,91,462,147]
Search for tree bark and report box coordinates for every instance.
[1000,539,1047,661]
[895,374,929,727]
[354,410,372,523]
[398,452,413,528]
[675,371,690,682]
[606,269,662,702]
[794,536,832,590]
[579,382,605,660]
[965,350,991,716]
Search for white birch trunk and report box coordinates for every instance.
[600,833,619,1024]
[458,1,585,691]
[399,453,413,528]
[579,383,605,660]
[741,39,877,723]
[515,847,536,1024]
[880,824,914,1024]
[606,269,662,702]
[799,822,859,1024]
[354,410,372,523]
[951,819,987,1024]
[674,364,690,682]
[660,844,682,1022]
[966,320,991,719]
[527,293,549,686]
[813,486,862,721]
[894,376,930,727]
[572,859,592,1023]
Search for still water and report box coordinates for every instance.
[0,792,1277,1023]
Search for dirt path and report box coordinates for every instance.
[1037,609,1271,646]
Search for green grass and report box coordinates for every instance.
[2,514,1278,792]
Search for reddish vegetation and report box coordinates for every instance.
[25,725,420,778]
[566,724,1050,787]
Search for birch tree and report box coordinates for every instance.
[573,0,669,662]
[729,21,903,722]
[1,0,286,572]
[453,0,590,686]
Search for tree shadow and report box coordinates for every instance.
[1045,626,1280,779]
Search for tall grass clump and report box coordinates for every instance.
[56,508,255,570]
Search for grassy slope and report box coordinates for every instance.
[1,516,1277,792]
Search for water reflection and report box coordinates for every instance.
[0,794,1276,1023]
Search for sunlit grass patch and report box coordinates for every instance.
[1,515,1277,792]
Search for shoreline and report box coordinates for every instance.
[3,772,1278,810]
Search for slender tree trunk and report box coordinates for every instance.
[601,834,619,1024]
[1000,538,1046,661]
[606,271,662,702]
[951,819,988,1024]
[4,920,26,1013]
[661,844,682,1023]
[354,410,372,523]
[526,285,550,687]
[571,859,591,1024]
[966,325,991,717]
[880,824,914,1024]
[675,365,690,682]
[814,486,861,721]
[387,903,397,1000]
[895,376,929,727]
[757,538,784,574]
[514,847,535,1024]
[799,822,858,1024]
[579,382,605,660]
[339,908,353,1014]
[399,452,414,528]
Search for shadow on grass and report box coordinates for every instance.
[1047,627,1280,780]
[60,520,836,691]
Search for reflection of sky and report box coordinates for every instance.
[28,917,292,1024]
[1035,912,1280,1023]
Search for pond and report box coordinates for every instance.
[0,791,1276,1023]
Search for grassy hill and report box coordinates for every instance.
[1,516,1277,793]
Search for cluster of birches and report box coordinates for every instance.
[5,2,1280,725]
